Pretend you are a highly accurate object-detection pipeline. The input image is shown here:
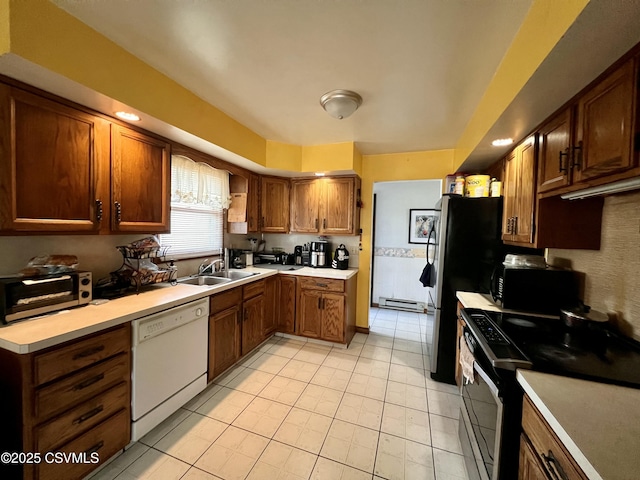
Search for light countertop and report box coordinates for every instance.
[517,370,640,480]
[0,267,358,354]
[456,291,558,319]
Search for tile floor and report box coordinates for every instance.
[91,307,468,480]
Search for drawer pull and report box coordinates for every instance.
[72,405,104,425]
[72,345,105,360]
[73,373,105,391]
[316,283,328,288]
[542,451,569,480]
[84,440,105,456]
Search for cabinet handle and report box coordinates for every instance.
[558,148,569,173]
[244,308,248,321]
[95,199,103,222]
[315,218,319,229]
[571,142,583,170]
[84,441,105,456]
[261,217,265,228]
[542,451,569,480]
[72,345,105,360]
[114,201,122,224]
[506,217,512,234]
[513,216,518,235]
[73,373,105,391]
[318,297,322,309]
[316,283,328,288]
[72,405,104,425]
[323,218,327,229]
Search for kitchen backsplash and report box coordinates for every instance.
[548,190,640,340]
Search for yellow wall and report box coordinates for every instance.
[301,142,358,173]
[356,150,455,327]
[266,141,302,171]
[7,0,266,165]
[0,0,9,56]
[453,0,589,169]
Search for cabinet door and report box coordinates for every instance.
[574,60,636,183]
[320,293,345,343]
[248,173,260,233]
[501,150,518,241]
[0,86,110,232]
[208,306,241,382]
[242,294,264,355]
[111,124,170,233]
[278,276,296,334]
[518,434,548,480]
[290,179,320,233]
[263,276,279,337]
[537,109,572,194]
[513,138,536,245]
[298,290,322,338]
[320,177,355,235]
[261,176,290,233]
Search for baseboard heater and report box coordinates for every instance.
[378,297,426,313]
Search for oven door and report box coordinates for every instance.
[460,355,503,480]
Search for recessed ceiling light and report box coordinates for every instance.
[314,172,326,177]
[491,138,513,147]
[115,111,141,121]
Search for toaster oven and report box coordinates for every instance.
[0,271,92,324]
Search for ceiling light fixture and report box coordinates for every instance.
[115,111,141,121]
[320,90,362,120]
[314,172,326,177]
[491,138,513,147]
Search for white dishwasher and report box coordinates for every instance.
[131,298,209,441]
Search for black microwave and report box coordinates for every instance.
[0,271,92,325]
[490,266,578,314]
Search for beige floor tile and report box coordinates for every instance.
[293,345,331,364]
[266,338,306,358]
[183,383,224,412]
[310,365,353,391]
[369,326,396,338]
[361,345,392,363]
[342,341,365,357]
[195,426,269,480]
[89,442,149,480]
[390,350,425,369]
[425,377,460,395]
[117,448,190,480]
[346,373,387,401]
[351,333,368,344]
[429,414,463,454]
[196,387,255,424]
[257,336,282,353]
[373,319,397,330]
[258,375,308,405]
[364,334,394,349]
[374,433,435,480]
[388,364,426,388]
[311,457,373,480]
[238,349,263,366]
[335,392,384,430]
[320,419,379,473]
[139,408,191,446]
[395,322,421,334]
[381,403,431,445]
[247,440,317,480]
[245,352,291,375]
[385,381,428,412]
[225,368,275,395]
[433,448,470,479]
[392,339,424,354]
[155,413,228,464]
[278,359,321,382]
[323,350,359,371]
[213,365,248,386]
[180,467,222,479]
[273,407,333,454]
[295,384,344,417]
[232,397,291,438]
[353,358,390,379]
[426,390,461,419]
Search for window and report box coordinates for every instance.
[160,155,230,257]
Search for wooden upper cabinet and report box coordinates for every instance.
[537,109,572,194]
[247,173,260,233]
[261,176,290,233]
[290,179,321,232]
[502,136,536,245]
[111,124,171,233]
[321,177,356,235]
[574,59,637,183]
[0,85,110,232]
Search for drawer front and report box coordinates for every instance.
[243,279,265,300]
[35,381,129,452]
[34,325,129,386]
[299,276,344,293]
[210,286,242,315]
[35,354,129,421]
[522,396,587,480]
[36,408,129,480]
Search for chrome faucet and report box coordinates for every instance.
[198,258,224,275]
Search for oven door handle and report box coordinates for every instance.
[473,361,500,399]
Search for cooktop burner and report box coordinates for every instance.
[503,317,538,329]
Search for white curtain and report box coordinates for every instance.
[170,155,231,209]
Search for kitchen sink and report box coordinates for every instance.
[208,271,259,280]
[178,276,232,286]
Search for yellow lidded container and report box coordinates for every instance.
[465,175,491,197]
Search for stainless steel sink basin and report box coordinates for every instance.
[178,276,232,286]
[208,271,259,280]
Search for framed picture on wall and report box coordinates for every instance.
[409,209,437,244]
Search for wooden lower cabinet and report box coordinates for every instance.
[298,289,323,338]
[243,293,265,355]
[519,395,588,480]
[208,287,242,382]
[0,324,131,480]
[262,276,278,337]
[319,293,345,343]
[278,276,297,334]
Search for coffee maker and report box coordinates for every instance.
[310,241,330,268]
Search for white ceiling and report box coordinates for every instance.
[51,0,534,156]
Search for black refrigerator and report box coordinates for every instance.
[429,195,504,384]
